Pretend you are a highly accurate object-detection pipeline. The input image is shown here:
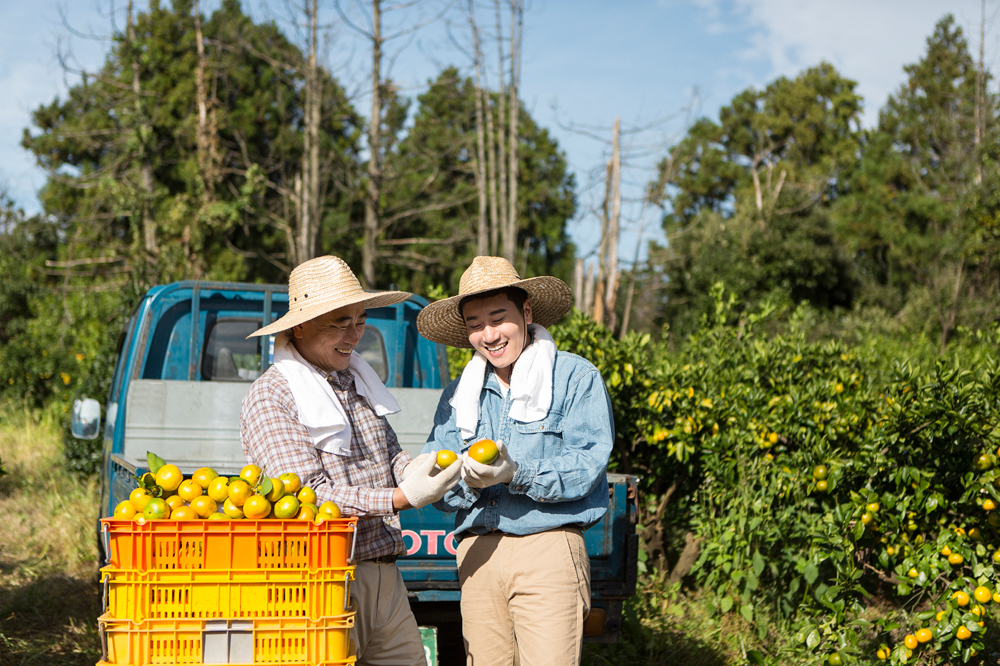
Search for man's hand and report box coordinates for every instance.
[461,440,517,489]
[397,453,463,509]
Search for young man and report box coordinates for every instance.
[240,255,461,666]
[416,256,615,666]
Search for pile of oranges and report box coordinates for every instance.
[113,462,341,523]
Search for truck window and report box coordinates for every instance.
[357,327,388,383]
[201,318,262,381]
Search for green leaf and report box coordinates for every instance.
[146,451,166,474]
[261,477,273,496]
[804,561,819,585]
[720,596,734,613]
[740,603,753,624]
[806,628,821,650]
[752,550,765,577]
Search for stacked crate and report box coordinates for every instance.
[97,517,358,666]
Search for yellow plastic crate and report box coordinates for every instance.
[101,518,357,571]
[102,566,353,622]
[97,613,356,666]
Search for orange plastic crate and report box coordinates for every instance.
[100,518,357,571]
[97,613,356,666]
[102,566,353,621]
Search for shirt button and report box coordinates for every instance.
[490,501,497,506]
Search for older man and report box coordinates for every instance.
[241,255,460,666]
[416,256,615,666]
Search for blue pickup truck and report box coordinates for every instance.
[78,281,638,663]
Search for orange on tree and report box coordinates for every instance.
[941,545,952,556]
[915,628,933,643]
[436,450,458,468]
[812,464,829,480]
[866,501,880,513]
[297,486,317,505]
[861,512,874,525]
[243,494,271,519]
[984,498,997,511]
[240,464,263,487]
[190,495,218,518]
[974,586,992,603]
[936,610,946,621]
[974,453,993,471]
[952,590,971,606]
[876,646,889,660]
[815,480,829,493]
[130,487,153,512]
[227,479,253,507]
[903,634,918,650]
[278,472,301,494]
[969,527,982,541]
[114,500,137,519]
[907,567,919,578]
[191,467,219,489]
[993,550,1000,565]
[956,626,972,640]
[143,497,170,520]
[207,477,231,502]
[177,479,203,502]
[155,464,183,492]
[948,552,965,566]
[827,653,842,666]
[469,440,500,465]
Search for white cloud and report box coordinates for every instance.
[693,0,985,125]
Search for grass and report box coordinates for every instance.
[0,402,102,666]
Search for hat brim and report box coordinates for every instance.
[248,290,411,338]
[416,276,572,348]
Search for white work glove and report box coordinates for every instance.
[400,453,434,481]
[397,453,463,509]
[461,440,517,489]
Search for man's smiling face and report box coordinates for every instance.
[462,292,533,381]
[291,302,367,373]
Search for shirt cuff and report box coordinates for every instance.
[363,487,398,516]
[508,460,537,495]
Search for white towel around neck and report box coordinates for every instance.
[450,323,556,440]
[272,330,400,455]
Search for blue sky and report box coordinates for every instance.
[0,0,987,267]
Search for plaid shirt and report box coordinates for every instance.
[240,364,411,561]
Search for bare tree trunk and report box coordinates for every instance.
[485,85,499,255]
[299,0,321,267]
[363,0,383,285]
[583,261,595,315]
[128,1,157,264]
[493,0,508,259]
[503,0,522,264]
[573,258,584,311]
[592,157,611,323]
[975,0,985,185]
[469,0,489,256]
[604,117,621,329]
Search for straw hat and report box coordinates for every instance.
[248,256,410,338]
[416,256,573,348]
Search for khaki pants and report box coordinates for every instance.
[351,561,427,666]
[457,528,591,666]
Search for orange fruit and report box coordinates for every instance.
[240,464,263,487]
[952,590,971,606]
[191,467,219,489]
[223,498,245,519]
[813,464,829,480]
[915,628,932,643]
[969,527,982,541]
[207,477,231,502]
[177,479,203,502]
[903,634,918,650]
[907,568,919,578]
[274,495,300,519]
[143,498,170,520]
[114,500,137,519]
[207,512,229,521]
[974,586,992,604]
[949,552,965,566]
[264,478,284,502]
[172,506,198,520]
[866,502,880,513]
[436,450,458,468]
[815,480,829,493]
[297,486,317,505]
[877,646,889,660]
[164,495,185,512]
[319,501,342,519]
[941,546,952,556]
[278,472,302,494]
[937,610,946,621]
[227,479,252,507]
[130,487,153,512]
[861,512,874,525]
[296,504,318,521]
[957,626,972,640]
[243,494,271,520]
[190,495,218,518]
[984,499,997,511]
[155,464,183,492]
[469,440,499,464]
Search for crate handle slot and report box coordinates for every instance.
[348,522,357,564]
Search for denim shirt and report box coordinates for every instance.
[421,350,614,539]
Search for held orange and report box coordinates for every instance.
[436,450,458,468]
[469,440,499,465]
[155,464,183,492]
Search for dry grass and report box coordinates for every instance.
[0,402,102,666]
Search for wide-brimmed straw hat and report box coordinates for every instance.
[416,256,573,348]
[248,255,410,338]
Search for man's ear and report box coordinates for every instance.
[291,324,304,339]
[523,299,533,325]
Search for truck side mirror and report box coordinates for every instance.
[71,398,102,440]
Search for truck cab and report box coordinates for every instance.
[88,281,637,661]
